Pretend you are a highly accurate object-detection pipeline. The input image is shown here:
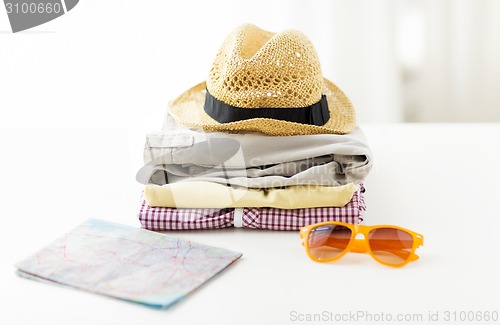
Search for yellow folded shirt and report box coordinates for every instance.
[144,181,357,209]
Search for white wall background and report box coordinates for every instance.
[400,0,500,122]
[1,0,499,129]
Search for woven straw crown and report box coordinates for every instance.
[168,24,356,136]
[207,24,323,109]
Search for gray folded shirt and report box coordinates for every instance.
[137,113,372,188]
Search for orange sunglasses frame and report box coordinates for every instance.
[300,222,424,267]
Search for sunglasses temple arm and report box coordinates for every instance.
[299,227,309,239]
[409,234,424,261]
[350,239,421,262]
[409,235,424,261]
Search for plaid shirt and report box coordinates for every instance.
[139,184,366,231]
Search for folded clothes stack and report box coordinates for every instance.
[136,24,372,230]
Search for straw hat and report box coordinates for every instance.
[168,24,356,136]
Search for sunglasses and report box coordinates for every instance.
[300,222,424,267]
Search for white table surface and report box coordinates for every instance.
[1,124,499,325]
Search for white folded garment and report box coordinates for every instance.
[137,113,372,188]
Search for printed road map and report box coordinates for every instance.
[16,219,242,308]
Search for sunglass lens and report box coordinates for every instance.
[308,224,352,261]
[368,228,413,265]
